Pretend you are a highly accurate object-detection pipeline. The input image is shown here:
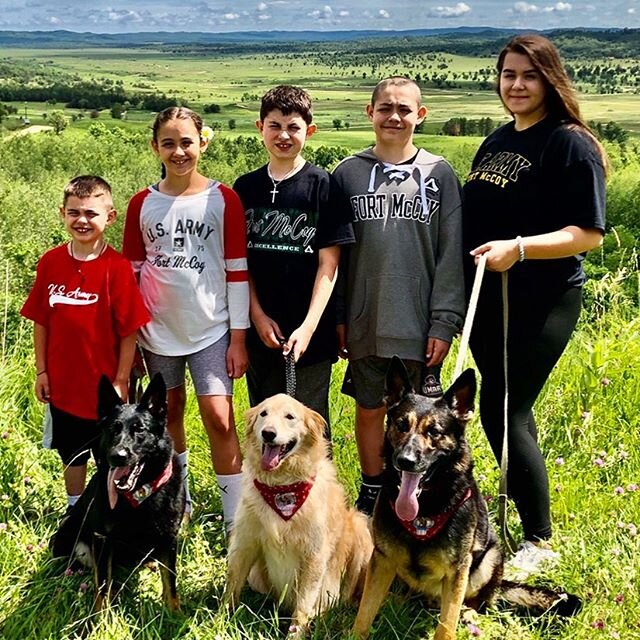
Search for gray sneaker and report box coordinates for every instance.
[504,541,560,580]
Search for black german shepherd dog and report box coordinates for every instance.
[50,374,185,611]
[353,357,580,640]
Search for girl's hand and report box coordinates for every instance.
[426,337,450,367]
[284,325,313,363]
[253,313,285,349]
[226,341,249,379]
[35,371,50,403]
[470,239,520,272]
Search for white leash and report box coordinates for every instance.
[453,252,518,556]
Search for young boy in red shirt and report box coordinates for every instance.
[21,175,150,510]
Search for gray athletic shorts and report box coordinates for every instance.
[347,355,441,409]
[142,333,233,397]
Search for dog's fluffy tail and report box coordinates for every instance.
[499,580,582,617]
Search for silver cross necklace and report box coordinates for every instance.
[267,162,304,204]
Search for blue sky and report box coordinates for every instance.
[3,1,639,33]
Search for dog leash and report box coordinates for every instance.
[453,253,518,556]
[278,337,297,397]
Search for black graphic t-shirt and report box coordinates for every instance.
[234,162,354,366]
[463,117,605,292]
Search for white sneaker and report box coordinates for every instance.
[504,541,559,581]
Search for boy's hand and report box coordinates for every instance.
[253,313,285,349]
[336,324,348,359]
[35,372,50,403]
[426,338,450,367]
[112,378,129,402]
[226,341,249,379]
[284,324,313,363]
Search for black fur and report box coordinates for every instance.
[50,373,185,611]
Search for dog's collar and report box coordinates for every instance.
[391,486,473,541]
[121,459,173,508]
[254,477,315,521]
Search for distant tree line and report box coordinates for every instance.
[0,80,183,112]
[441,117,498,137]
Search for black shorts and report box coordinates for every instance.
[49,404,101,467]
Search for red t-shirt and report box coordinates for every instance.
[21,244,151,419]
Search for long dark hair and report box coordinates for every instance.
[497,34,607,168]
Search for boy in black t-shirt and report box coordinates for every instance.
[233,85,354,431]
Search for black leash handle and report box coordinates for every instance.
[278,337,297,398]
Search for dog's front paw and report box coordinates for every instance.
[433,622,456,640]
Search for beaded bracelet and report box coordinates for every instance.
[515,235,526,262]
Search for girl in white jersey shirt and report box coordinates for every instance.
[123,107,250,530]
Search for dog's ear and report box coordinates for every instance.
[138,373,167,425]
[244,405,260,435]
[98,374,124,419]
[384,356,414,407]
[303,405,327,443]
[442,368,476,422]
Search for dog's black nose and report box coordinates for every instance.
[109,448,129,467]
[261,428,276,443]
[396,451,419,471]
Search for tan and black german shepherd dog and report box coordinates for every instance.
[353,357,580,640]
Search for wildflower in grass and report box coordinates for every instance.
[627,523,637,536]
[26,544,33,551]
[288,624,299,635]
[554,483,562,492]
[1,431,8,439]
[594,457,604,467]
[1,494,8,501]
[591,619,605,629]
[79,582,88,593]
[569,513,576,520]
[610,632,620,639]
[466,623,482,636]
[344,433,353,441]
[614,486,624,495]
[64,568,74,577]
[611,547,621,556]
[617,449,629,461]
[0,522,7,532]
[616,521,625,529]
[555,457,564,465]
[24,476,31,485]
[614,593,624,604]
[581,411,590,420]
[600,377,610,387]
[627,483,638,492]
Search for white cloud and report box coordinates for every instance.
[257,2,268,11]
[48,15,60,24]
[629,7,636,13]
[223,12,240,19]
[543,2,571,12]
[258,12,271,19]
[338,10,349,16]
[378,9,390,18]
[308,5,333,19]
[514,2,539,13]
[428,2,471,18]
[107,9,143,23]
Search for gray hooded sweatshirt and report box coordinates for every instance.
[333,147,465,362]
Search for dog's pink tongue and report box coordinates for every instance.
[395,471,422,521]
[107,467,128,509]
[261,444,282,471]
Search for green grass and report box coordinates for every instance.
[1,270,639,639]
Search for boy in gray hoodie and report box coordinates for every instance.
[333,77,465,515]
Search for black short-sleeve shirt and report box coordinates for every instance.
[234,162,354,366]
[463,118,606,292]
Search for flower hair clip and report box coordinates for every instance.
[201,125,214,144]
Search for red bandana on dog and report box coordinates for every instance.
[392,487,473,541]
[254,478,315,521]
[120,459,174,509]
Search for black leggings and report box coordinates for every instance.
[470,284,582,541]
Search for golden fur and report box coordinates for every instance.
[225,394,373,633]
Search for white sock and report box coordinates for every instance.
[217,472,243,528]
[67,494,81,507]
[176,450,192,512]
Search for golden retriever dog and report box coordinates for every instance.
[225,394,373,634]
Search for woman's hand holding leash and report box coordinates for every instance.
[470,239,520,272]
